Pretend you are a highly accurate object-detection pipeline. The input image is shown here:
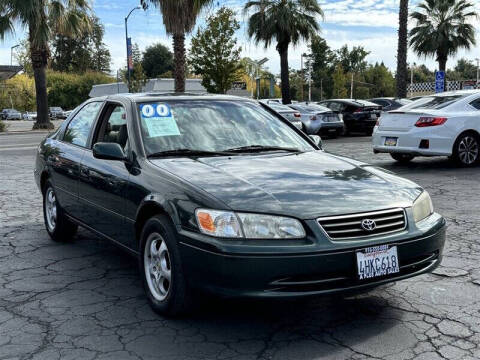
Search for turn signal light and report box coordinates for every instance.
[197,211,215,232]
[415,117,447,127]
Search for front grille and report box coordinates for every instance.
[317,208,407,240]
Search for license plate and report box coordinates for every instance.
[328,129,336,132]
[384,137,397,146]
[356,245,400,280]
[370,113,377,119]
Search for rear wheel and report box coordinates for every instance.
[43,181,77,242]
[390,153,415,163]
[140,215,191,316]
[452,132,480,167]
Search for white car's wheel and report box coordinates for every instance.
[453,132,480,167]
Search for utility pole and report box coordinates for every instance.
[350,73,354,98]
[300,55,304,101]
[320,79,323,101]
[10,44,19,65]
[476,58,480,89]
[308,62,312,102]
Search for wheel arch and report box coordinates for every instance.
[40,170,50,192]
[452,129,480,152]
[134,199,178,245]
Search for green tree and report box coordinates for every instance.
[14,39,33,76]
[0,0,91,129]
[396,0,408,98]
[364,63,396,98]
[332,64,347,98]
[410,0,477,74]
[244,0,323,104]
[142,43,173,78]
[141,0,213,92]
[309,35,335,99]
[335,45,370,73]
[447,58,478,80]
[189,7,242,94]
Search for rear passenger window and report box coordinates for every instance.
[469,99,480,110]
[64,102,102,147]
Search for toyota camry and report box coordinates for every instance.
[34,93,446,316]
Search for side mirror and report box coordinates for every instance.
[93,142,126,161]
[309,135,323,150]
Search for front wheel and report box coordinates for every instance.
[140,215,191,316]
[390,153,415,163]
[43,181,77,242]
[452,133,480,167]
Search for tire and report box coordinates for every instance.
[140,215,191,316]
[452,132,480,167]
[42,180,77,242]
[365,128,374,136]
[390,153,415,163]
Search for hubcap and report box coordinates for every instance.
[45,188,57,232]
[458,136,479,165]
[144,232,171,301]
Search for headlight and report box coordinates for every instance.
[195,209,305,239]
[412,191,433,223]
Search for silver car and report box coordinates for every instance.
[288,103,344,137]
[22,111,37,121]
[1,108,22,120]
[262,102,303,130]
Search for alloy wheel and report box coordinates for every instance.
[458,136,479,165]
[45,188,57,232]
[144,232,172,301]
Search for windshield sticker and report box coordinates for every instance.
[139,104,180,137]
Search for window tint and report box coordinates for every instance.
[64,102,102,147]
[470,98,480,110]
[328,102,343,112]
[95,105,128,149]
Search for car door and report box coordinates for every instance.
[78,102,133,247]
[49,101,103,219]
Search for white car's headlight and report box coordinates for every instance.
[412,191,434,223]
[195,209,305,239]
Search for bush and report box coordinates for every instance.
[0,120,7,132]
[0,74,36,112]
[47,71,115,110]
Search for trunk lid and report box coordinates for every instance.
[379,110,439,131]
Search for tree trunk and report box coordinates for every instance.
[396,0,408,98]
[173,33,186,92]
[31,46,53,130]
[278,43,291,104]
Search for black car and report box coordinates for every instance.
[368,98,412,112]
[318,99,382,135]
[34,93,446,316]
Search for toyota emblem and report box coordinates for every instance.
[361,219,376,231]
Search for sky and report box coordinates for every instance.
[1,0,480,76]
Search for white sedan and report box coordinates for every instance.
[372,90,480,166]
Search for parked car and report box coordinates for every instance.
[288,103,344,137]
[49,107,67,119]
[261,102,303,130]
[318,99,381,135]
[1,108,22,120]
[35,93,445,316]
[368,98,412,112]
[23,111,37,121]
[373,90,480,166]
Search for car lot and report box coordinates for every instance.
[1,132,480,359]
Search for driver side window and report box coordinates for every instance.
[94,104,128,150]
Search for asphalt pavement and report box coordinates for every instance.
[1,132,480,360]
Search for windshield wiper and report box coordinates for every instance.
[147,148,233,158]
[225,145,303,153]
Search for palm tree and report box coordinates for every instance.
[396,0,408,98]
[244,0,323,104]
[141,0,212,92]
[0,0,91,129]
[410,0,477,75]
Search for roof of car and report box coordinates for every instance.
[102,92,252,103]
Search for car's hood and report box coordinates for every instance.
[150,151,422,219]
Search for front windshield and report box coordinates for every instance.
[137,100,313,155]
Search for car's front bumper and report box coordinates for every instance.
[178,217,446,298]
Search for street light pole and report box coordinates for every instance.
[125,6,141,92]
[10,44,19,65]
